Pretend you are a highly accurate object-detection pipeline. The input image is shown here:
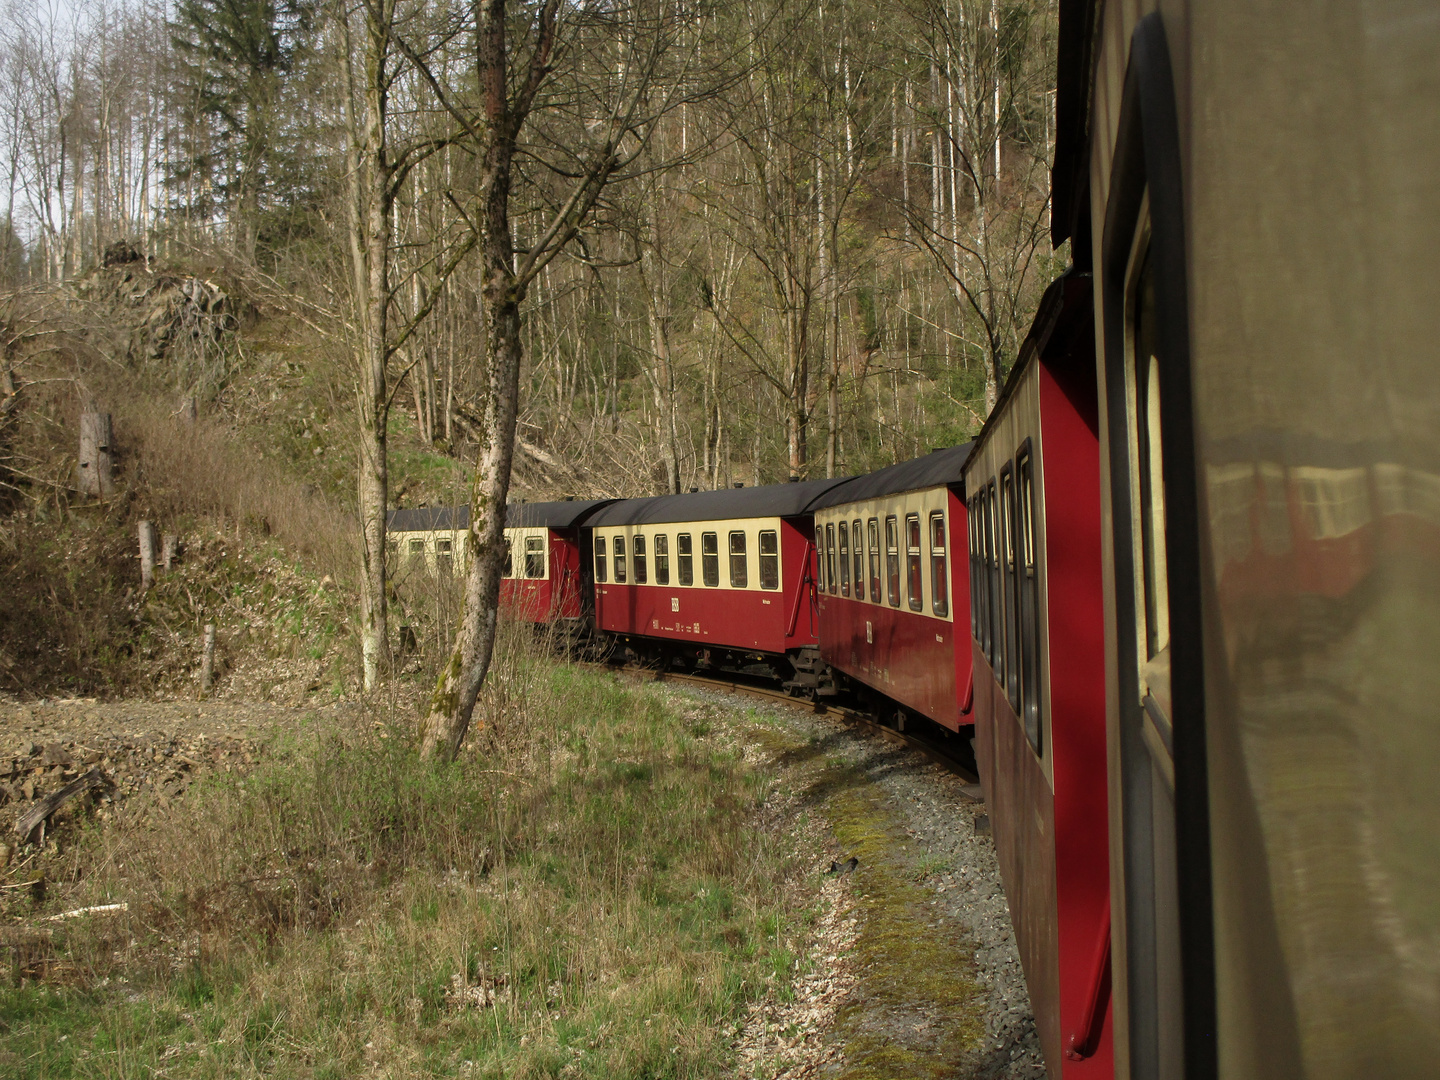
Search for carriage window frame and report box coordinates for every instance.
[1016,443,1041,754]
[905,513,924,611]
[523,535,543,579]
[594,535,607,583]
[838,521,851,596]
[825,523,837,594]
[633,533,648,584]
[885,515,901,608]
[701,532,720,587]
[1097,20,1215,1067]
[1001,464,1020,713]
[759,530,779,590]
[968,497,981,638]
[986,481,1001,666]
[613,535,627,583]
[867,518,881,601]
[677,533,694,586]
[815,527,826,592]
[654,533,670,585]
[930,511,948,617]
[728,530,748,588]
[852,519,864,601]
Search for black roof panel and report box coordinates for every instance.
[387,499,614,532]
[808,444,974,510]
[587,478,854,527]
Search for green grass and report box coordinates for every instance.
[0,658,803,1078]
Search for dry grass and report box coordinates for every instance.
[0,629,809,1078]
[123,401,354,586]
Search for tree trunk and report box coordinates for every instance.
[349,5,396,693]
[138,520,156,591]
[640,222,681,495]
[77,412,114,497]
[421,281,523,760]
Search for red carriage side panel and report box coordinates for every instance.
[973,638,1064,1072]
[1040,355,1112,1078]
[596,582,795,653]
[819,591,960,726]
[781,517,820,650]
[548,529,584,620]
[966,269,1107,1078]
[593,516,817,656]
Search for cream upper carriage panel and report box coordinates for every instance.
[501,526,550,580]
[593,515,785,594]
[813,489,955,623]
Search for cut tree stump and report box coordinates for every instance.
[138,521,157,590]
[77,412,114,497]
[14,769,104,843]
[200,623,216,693]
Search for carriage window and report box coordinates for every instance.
[654,534,670,585]
[852,519,864,600]
[614,535,627,583]
[503,538,514,578]
[729,531,748,588]
[410,538,426,556]
[969,498,981,636]
[930,511,948,617]
[1131,245,1171,717]
[523,535,543,579]
[632,534,647,584]
[759,530,779,590]
[868,518,881,601]
[437,538,454,576]
[987,481,1001,665]
[702,532,719,587]
[594,536,607,582]
[825,523,837,594]
[1001,465,1020,713]
[677,533,694,586]
[838,522,850,596]
[1017,447,1041,753]
[885,516,901,607]
[816,527,826,592]
[906,513,924,611]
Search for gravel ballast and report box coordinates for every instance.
[671,682,1047,1079]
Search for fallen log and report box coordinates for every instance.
[14,769,104,842]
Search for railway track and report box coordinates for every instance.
[602,663,983,788]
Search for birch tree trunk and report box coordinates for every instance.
[346,0,399,693]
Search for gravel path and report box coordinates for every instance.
[671,683,1047,1080]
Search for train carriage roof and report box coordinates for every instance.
[807,444,974,510]
[586,478,854,527]
[387,499,615,533]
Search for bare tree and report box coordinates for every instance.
[415,0,726,759]
[342,0,469,691]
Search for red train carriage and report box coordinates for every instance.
[962,271,1112,1079]
[585,480,852,679]
[500,499,615,625]
[809,447,974,730]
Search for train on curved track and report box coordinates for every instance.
[390,4,1438,1076]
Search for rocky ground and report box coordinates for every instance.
[666,683,1047,1080]
[0,695,355,869]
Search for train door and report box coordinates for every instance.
[1099,16,1214,1080]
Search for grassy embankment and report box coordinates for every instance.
[0,645,808,1078]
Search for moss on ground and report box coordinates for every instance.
[742,717,986,1078]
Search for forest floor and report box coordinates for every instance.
[0,664,1040,1079]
